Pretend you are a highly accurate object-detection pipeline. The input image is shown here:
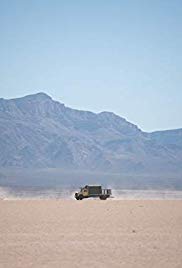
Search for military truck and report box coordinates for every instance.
[75,185,112,200]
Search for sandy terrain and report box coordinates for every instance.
[0,200,182,268]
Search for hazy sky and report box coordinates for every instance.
[0,0,182,131]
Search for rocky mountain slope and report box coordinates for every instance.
[0,92,182,173]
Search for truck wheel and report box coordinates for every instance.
[79,195,83,200]
[100,196,107,200]
[75,193,79,200]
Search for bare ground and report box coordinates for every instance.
[0,200,182,268]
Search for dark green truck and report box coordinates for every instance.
[75,185,112,200]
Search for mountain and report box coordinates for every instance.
[0,92,182,174]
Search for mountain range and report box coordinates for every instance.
[0,92,182,175]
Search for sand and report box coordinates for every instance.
[0,200,182,268]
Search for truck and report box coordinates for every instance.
[75,185,112,200]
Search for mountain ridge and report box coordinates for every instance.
[0,92,182,173]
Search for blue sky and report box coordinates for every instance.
[0,0,182,131]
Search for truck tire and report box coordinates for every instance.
[75,193,79,200]
[79,195,83,200]
[100,196,107,200]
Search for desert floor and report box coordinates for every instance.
[0,200,182,268]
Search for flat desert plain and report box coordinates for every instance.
[0,200,182,268]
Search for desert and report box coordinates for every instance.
[1,199,182,268]
[1,0,182,267]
